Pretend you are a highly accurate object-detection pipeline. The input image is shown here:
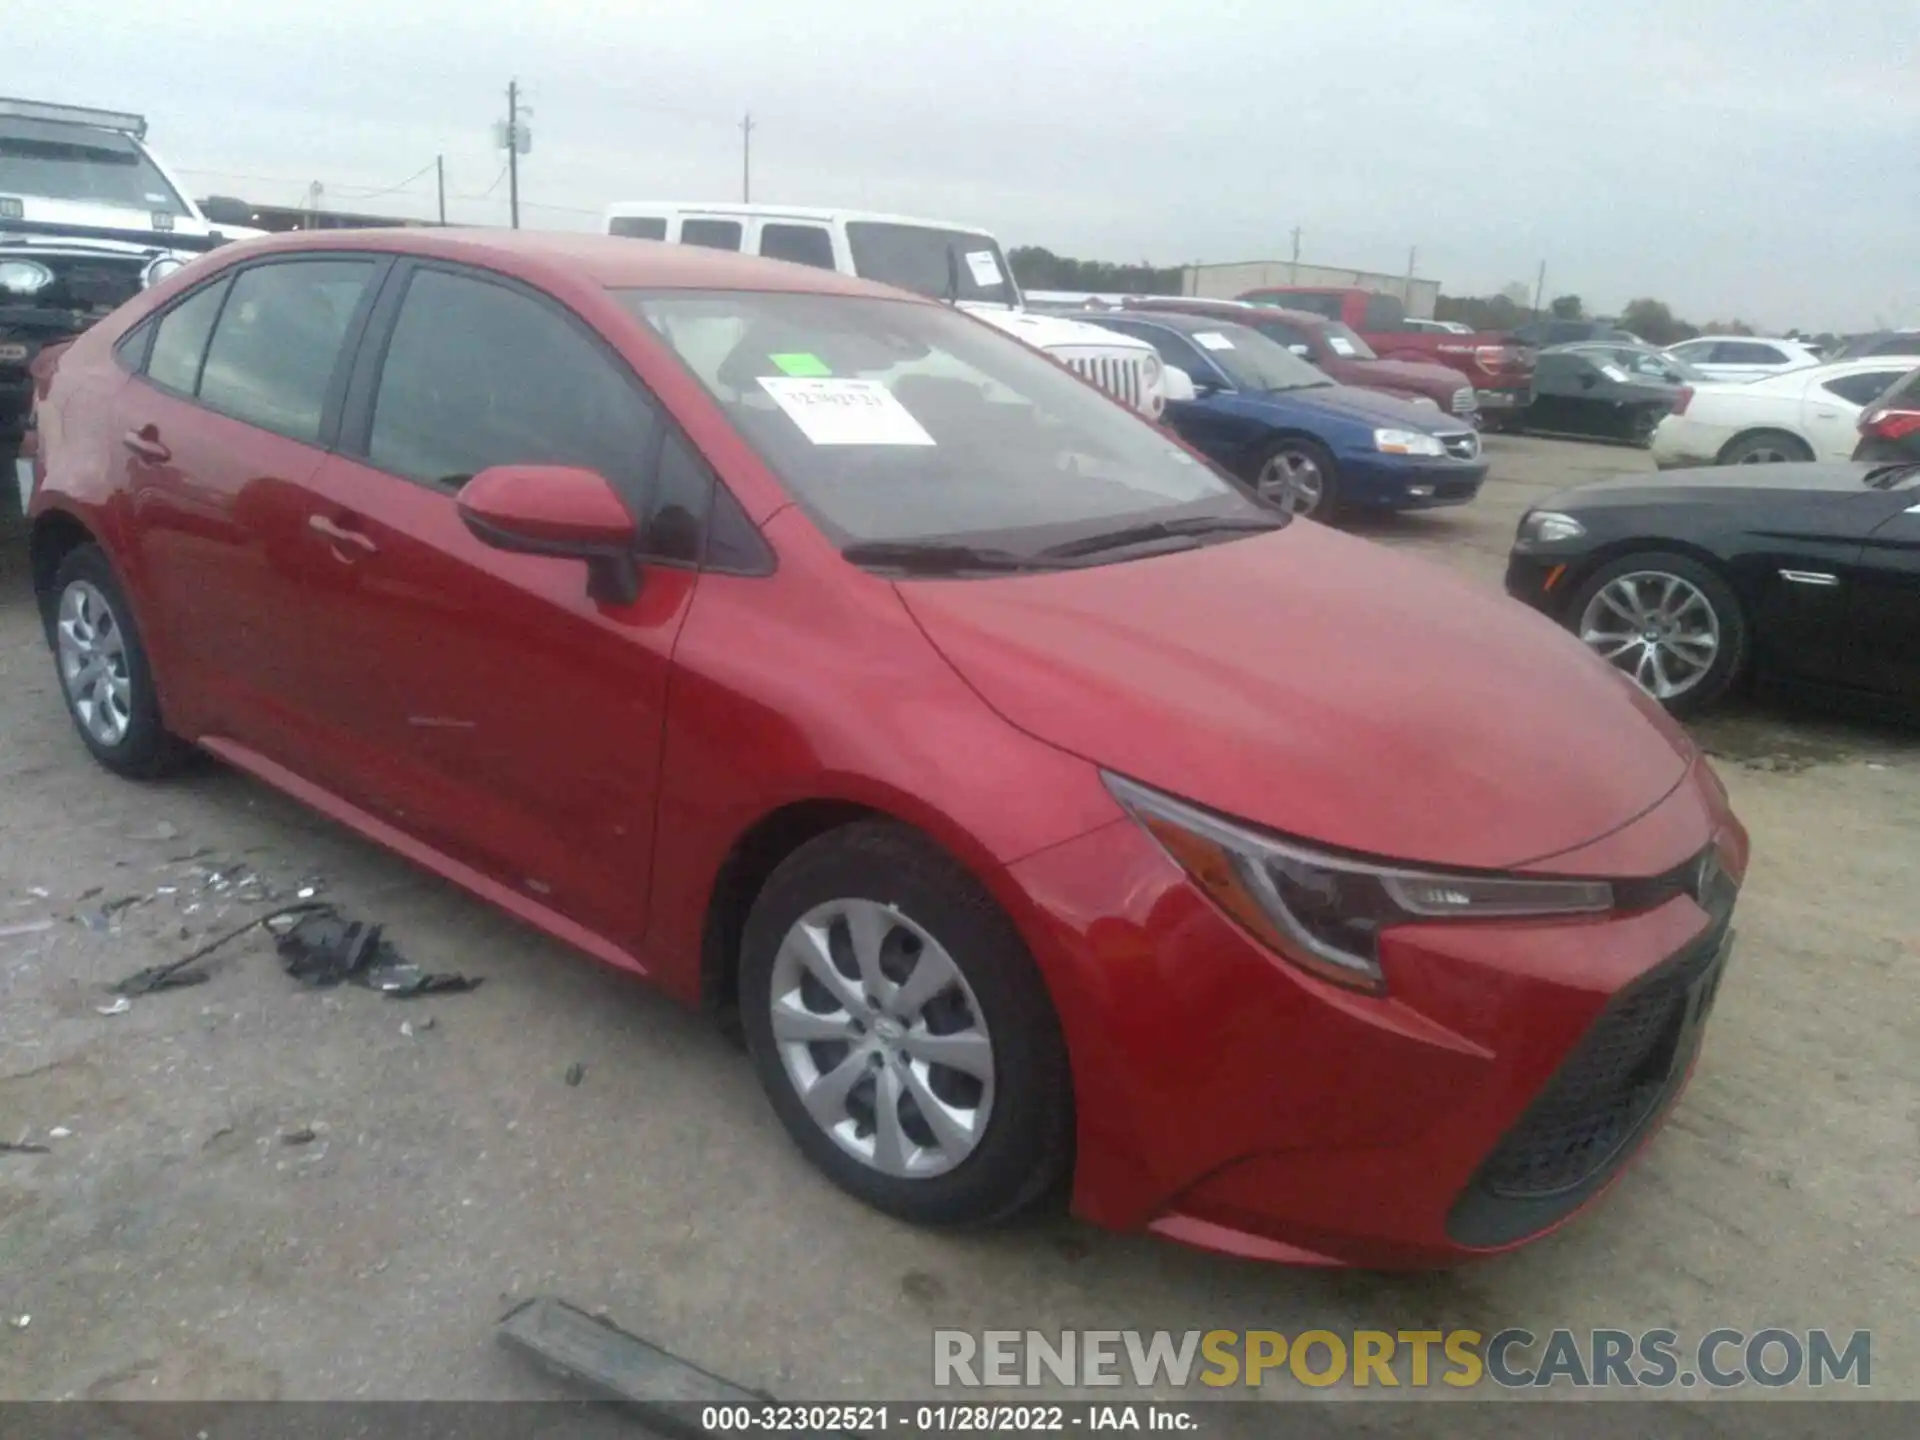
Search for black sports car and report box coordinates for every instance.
[1523,348,1686,444]
[1506,460,1920,716]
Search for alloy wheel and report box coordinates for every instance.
[1736,442,1794,464]
[1256,449,1325,515]
[56,580,134,747]
[1578,570,1721,701]
[766,898,995,1179]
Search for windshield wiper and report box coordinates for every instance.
[1039,513,1285,560]
[841,540,1047,574]
[1864,461,1920,488]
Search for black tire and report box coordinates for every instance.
[1719,429,1812,465]
[46,545,188,778]
[739,822,1072,1227]
[1250,435,1341,519]
[1564,551,1749,717]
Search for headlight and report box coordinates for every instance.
[1140,350,1164,382]
[1519,510,1587,545]
[1373,427,1445,457]
[141,255,189,289]
[1106,773,1612,991]
[1409,395,1440,409]
[0,259,55,296]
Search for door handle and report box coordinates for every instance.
[308,513,378,555]
[121,428,171,464]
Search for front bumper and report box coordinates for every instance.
[1474,386,1531,410]
[1341,453,1489,510]
[1504,550,1577,616]
[1007,764,1742,1268]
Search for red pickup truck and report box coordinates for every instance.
[1238,286,1535,425]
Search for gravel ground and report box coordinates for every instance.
[0,436,1914,1409]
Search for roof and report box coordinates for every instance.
[601,201,997,237]
[198,227,920,300]
[1133,297,1331,328]
[1672,334,1818,347]
[1080,309,1256,338]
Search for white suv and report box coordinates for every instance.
[603,203,1167,421]
[1662,335,1822,384]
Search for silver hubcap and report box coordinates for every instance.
[768,898,994,1179]
[1736,443,1793,464]
[1579,571,1721,700]
[57,580,134,747]
[1257,449,1325,515]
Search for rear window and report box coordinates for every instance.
[843,222,1017,306]
[1263,291,1342,320]
[1361,293,1407,330]
[1711,341,1788,365]
[609,215,667,240]
[760,223,836,270]
[681,219,743,251]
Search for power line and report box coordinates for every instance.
[343,161,440,201]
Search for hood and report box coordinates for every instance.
[1548,461,1882,508]
[1339,356,1469,393]
[898,523,1693,872]
[969,306,1154,356]
[1264,382,1469,431]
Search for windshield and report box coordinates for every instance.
[843,222,1019,307]
[1184,322,1333,391]
[623,290,1261,552]
[0,119,191,216]
[1320,322,1377,361]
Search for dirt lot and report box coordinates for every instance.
[0,435,1915,1407]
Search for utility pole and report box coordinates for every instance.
[1289,226,1301,284]
[435,155,446,225]
[1404,245,1417,303]
[740,112,755,202]
[507,80,522,229]
[1533,259,1547,318]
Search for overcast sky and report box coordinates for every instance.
[21,0,1920,331]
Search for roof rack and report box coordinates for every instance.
[0,97,147,139]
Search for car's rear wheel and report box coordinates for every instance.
[739,822,1071,1226]
[48,546,186,778]
[1252,437,1339,518]
[1567,552,1748,716]
[1720,430,1812,465]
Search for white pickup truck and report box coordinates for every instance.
[1,96,256,444]
[602,202,1170,422]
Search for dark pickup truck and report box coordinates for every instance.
[1238,286,1535,425]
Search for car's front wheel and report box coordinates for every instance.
[48,545,186,778]
[1720,429,1812,465]
[739,822,1072,1226]
[1566,551,1748,716]
[1252,436,1339,518]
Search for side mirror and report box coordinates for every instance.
[1163,366,1198,403]
[457,464,641,606]
[1580,371,1600,389]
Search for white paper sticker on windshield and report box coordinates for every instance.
[964,250,1003,288]
[1601,363,1631,382]
[1193,331,1236,351]
[1327,336,1358,357]
[756,377,936,446]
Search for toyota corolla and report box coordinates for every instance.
[24,230,1745,1267]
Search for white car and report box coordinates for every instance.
[602,202,1167,420]
[1403,318,1473,335]
[1648,358,1916,468]
[1661,335,1823,383]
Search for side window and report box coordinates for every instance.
[680,218,743,251]
[645,430,712,565]
[1250,318,1312,352]
[1362,293,1405,330]
[1713,341,1786,365]
[367,268,657,497]
[609,216,667,240]
[759,223,835,270]
[1548,322,1589,344]
[1534,353,1578,383]
[1282,292,1342,320]
[198,261,374,442]
[143,278,231,394]
[1126,326,1217,382]
[1668,341,1710,362]
[1822,371,1906,406]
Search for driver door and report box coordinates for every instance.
[1839,497,1920,699]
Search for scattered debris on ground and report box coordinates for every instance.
[0,1138,51,1155]
[280,1126,317,1147]
[565,1062,586,1087]
[94,996,131,1016]
[0,918,53,939]
[273,908,482,998]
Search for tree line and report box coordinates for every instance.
[1006,247,1839,347]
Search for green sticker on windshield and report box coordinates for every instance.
[769,352,832,377]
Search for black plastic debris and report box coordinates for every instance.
[109,900,332,996]
[0,1139,51,1155]
[273,907,482,998]
[565,1062,586,1088]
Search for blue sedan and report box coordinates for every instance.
[1074,310,1488,519]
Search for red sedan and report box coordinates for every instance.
[23,230,1746,1267]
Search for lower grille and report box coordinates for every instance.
[1451,387,1476,414]
[1438,431,1480,461]
[1482,923,1725,1200]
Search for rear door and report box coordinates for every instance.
[273,260,705,948]
[1705,340,1791,382]
[1802,368,1910,461]
[114,255,384,747]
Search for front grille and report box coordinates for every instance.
[1438,430,1480,461]
[1067,353,1145,414]
[1451,387,1476,414]
[8,255,147,323]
